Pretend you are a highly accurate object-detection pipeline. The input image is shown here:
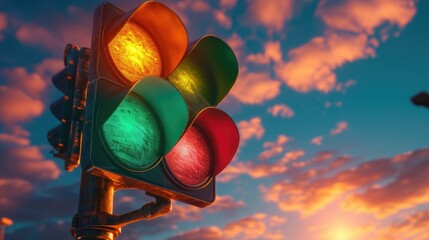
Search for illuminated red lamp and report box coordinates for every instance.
[164,107,239,189]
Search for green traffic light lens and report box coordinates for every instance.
[101,93,162,171]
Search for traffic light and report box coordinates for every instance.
[48,44,90,171]
[49,1,239,208]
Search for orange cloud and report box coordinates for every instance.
[377,210,429,240]
[1,67,46,98]
[258,135,291,160]
[330,121,348,135]
[218,149,304,182]
[316,0,417,35]
[246,0,294,33]
[168,213,286,240]
[275,32,375,93]
[230,67,281,105]
[343,149,429,218]
[311,136,323,146]
[0,86,44,125]
[268,104,295,118]
[238,117,265,144]
[225,32,244,59]
[261,155,396,217]
[246,41,282,64]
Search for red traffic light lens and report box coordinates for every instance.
[164,125,212,188]
[108,20,162,83]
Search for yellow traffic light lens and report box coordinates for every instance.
[108,21,162,83]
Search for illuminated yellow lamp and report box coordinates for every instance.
[108,21,162,83]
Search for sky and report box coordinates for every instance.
[1,0,429,239]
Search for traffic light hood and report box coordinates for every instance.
[168,35,238,118]
[97,76,188,155]
[182,107,239,177]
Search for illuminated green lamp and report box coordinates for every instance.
[97,76,188,172]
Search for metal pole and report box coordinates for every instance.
[71,171,119,240]
[0,225,5,240]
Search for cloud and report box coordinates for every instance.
[0,133,29,146]
[246,41,282,64]
[168,213,286,240]
[218,149,304,182]
[245,0,294,33]
[0,178,33,208]
[0,142,60,182]
[207,195,247,213]
[230,67,281,105]
[15,6,92,53]
[1,67,47,98]
[0,86,44,125]
[261,152,397,217]
[330,121,348,135]
[258,135,291,160]
[343,149,429,218]
[377,210,429,240]
[220,0,237,9]
[311,136,323,146]
[275,32,375,93]
[275,0,416,94]
[268,104,295,118]
[237,117,265,145]
[214,10,232,28]
[316,0,417,35]
[0,12,6,40]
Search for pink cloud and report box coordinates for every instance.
[0,86,44,125]
[0,133,30,146]
[0,12,6,40]
[0,144,60,181]
[1,67,47,98]
[258,135,291,161]
[220,0,237,9]
[268,104,295,118]
[214,10,232,28]
[168,213,286,240]
[15,6,92,53]
[335,79,357,93]
[275,33,374,93]
[246,0,294,33]
[0,178,32,209]
[330,121,348,135]
[230,67,281,105]
[311,136,323,146]
[316,0,417,35]
[237,117,265,145]
[246,41,282,64]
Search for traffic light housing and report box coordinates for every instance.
[49,1,239,208]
